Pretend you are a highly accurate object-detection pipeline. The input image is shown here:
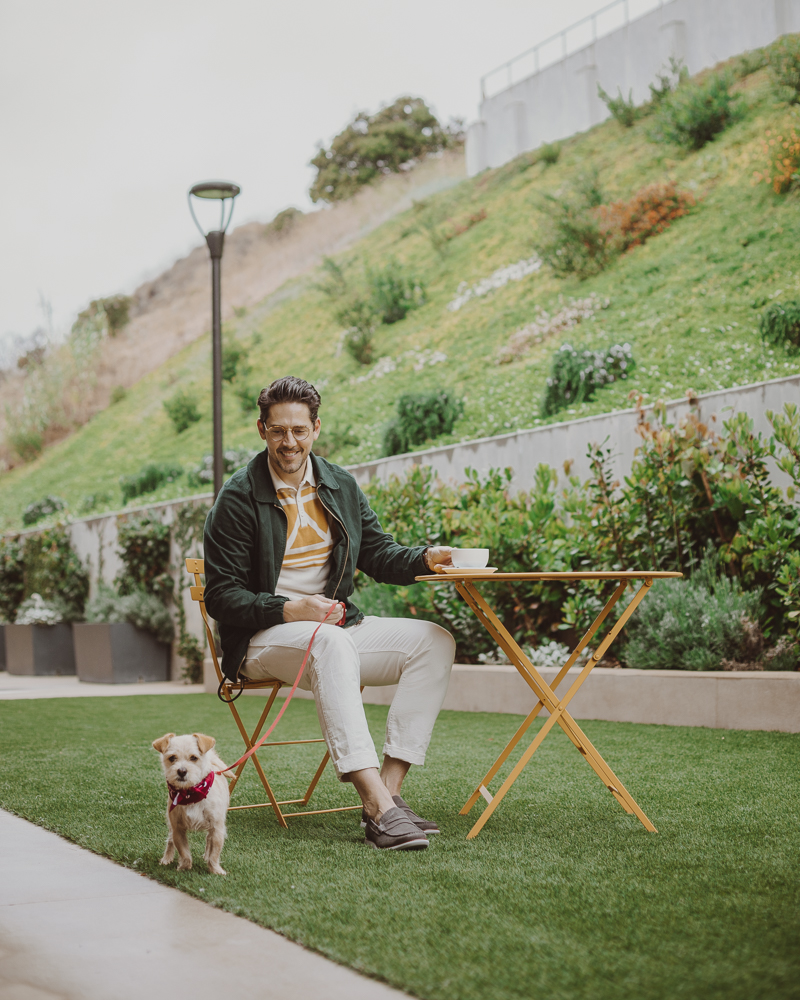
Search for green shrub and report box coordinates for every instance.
[115,514,172,600]
[648,57,688,104]
[368,261,425,324]
[759,299,800,350]
[535,194,614,278]
[234,382,261,415]
[85,587,174,644]
[221,341,251,382]
[650,70,741,149]
[163,389,201,433]
[623,552,765,670]
[597,84,638,127]
[734,48,768,80]
[768,34,800,103]
[383,391,464,456]
[14,593,65,625]
[334,297,378,366]
[110,386,127,404]
[78,492,113,515]
[120,462,182,505]
[8,427,44,462]
[541,343,635,417]
[22,495,67,526]
[309,96,462,203]
[0,536,24,623]
[74,295,131,336]
[314,256,349,300]
[538,142,561,165]
[22,526,89,621]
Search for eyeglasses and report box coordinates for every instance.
[264,424,312,443]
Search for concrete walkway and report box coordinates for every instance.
[0,809,409,1000]
[0,672,204,700]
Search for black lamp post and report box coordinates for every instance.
[188,180,241,499]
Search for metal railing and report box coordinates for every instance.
[481,0,666,99]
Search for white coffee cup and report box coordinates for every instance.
[450,548,490,569]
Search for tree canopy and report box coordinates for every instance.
[309,96,462,203]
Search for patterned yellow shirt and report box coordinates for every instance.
[269,460,333,601]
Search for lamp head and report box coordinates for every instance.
[188,180,241,239]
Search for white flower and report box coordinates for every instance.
[15,593,63,626]
[447,256,542,311]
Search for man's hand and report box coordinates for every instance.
[424,546,453,572]
[283,594,344,624]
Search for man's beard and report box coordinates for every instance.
[273,446,306,474]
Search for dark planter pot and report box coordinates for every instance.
[5,623,76,676]
[73,622,170,684]
[0,624,6,671]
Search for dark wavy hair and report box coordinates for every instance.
[257,376,321,424]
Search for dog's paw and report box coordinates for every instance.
[176,859,193,871]
[159,856,173,866]
[207,863,227,875]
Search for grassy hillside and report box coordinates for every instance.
[2,58,800,531]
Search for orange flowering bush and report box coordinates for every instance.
[599,181,696,251]
[536,180,695,278]
[753,125,800,194]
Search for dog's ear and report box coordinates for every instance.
[152,733,175,753]
[194,733,216,755]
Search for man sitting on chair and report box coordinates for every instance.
[203,375,456,851]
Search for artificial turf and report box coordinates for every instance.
[0,694,798,1000]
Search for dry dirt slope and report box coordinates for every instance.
[0,151,465,465]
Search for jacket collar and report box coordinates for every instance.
[249,449,339,502]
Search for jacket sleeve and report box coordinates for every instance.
[203,486,288,630]
[355,486,428,585]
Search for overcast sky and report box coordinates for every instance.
[1,0,629,359]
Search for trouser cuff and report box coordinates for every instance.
[334,749,381,781]
[383,743,426,766]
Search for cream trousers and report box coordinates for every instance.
[241,616,456,779]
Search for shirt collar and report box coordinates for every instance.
[269,457,315,493]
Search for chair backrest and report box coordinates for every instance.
[185,558,223,685]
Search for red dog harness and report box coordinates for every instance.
[167,771,215,812]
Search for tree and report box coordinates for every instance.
[309,97,463,204]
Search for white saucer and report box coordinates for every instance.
[439,567,498,575]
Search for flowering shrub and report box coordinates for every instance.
[22,495,67,526]
[536,181,695,279]
[752,124,800,193]
[768,34,800,104]
[447,256,541,311]
[541,343,635,416]
[498,294,610,363]
[598,182,695,251]
[15,593,64,625]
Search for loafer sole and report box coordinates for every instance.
[365,836,429,850]
[361,819,440,834]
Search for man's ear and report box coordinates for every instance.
[152,733,175,753]
[256,419,267,442]
[194,733,216,755]
[312,417,321,441]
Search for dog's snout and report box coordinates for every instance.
[176,768,187,779]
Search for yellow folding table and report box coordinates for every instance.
[415,570,682,839]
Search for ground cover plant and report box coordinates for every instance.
[0,695,798,1000]
[3,42,800,528]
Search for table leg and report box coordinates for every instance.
[455,579,657,837]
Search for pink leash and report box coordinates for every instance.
[216,601,345,776]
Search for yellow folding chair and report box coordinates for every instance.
[185,558,361,827]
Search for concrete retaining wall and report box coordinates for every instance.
[207,660,800,733]
[347,374,800,494]
[467,0,800,174]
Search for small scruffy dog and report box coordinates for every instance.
[152,732,230,875]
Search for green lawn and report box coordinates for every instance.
[1,694,798,999]
[3,62,800,531]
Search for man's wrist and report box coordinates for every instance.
[423,547,433,572]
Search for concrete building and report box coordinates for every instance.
[466,0,800,175]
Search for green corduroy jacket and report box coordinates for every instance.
[203,449,428,681]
